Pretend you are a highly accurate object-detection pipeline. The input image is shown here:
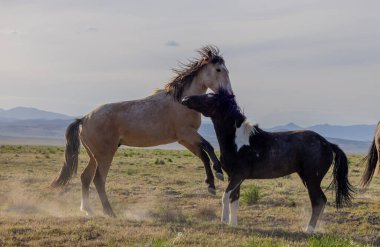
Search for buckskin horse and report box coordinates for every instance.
[51,46,232,217]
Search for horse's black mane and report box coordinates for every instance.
[165,45,225,101]
[214,89,265,135]
[252,124,264,134]
[214,89,246,122]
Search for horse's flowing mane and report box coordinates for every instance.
[164,45,224,101]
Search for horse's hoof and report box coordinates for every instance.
[221,218,229,223]
[215,172,224,181]
[109,213,117,218]
[208,187,216,195]
[81,207,94,217]
[104,211,116,218]
[229,221,238,227]
[305,225,315,234]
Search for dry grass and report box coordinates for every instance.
[0,145,379,246]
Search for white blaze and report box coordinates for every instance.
[235,121,254,150]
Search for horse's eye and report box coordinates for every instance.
[216,68,221,72]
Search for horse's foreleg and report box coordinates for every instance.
[222,176,243,225]
[200,137,224,181]
[221,190,231,223]
[229,185,240,226]
[178,140,216,195]
[199,150,216,195]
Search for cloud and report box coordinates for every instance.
[1,1,380,125]
[86,27,98,32]
[0,29,19,35]
[165,40,180,47]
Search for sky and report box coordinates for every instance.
[1,0,379,127]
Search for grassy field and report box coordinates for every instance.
[0,145,379,246]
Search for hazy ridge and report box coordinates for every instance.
[0,107,375,153]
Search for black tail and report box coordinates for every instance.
[330,143,354,209]
[361,138,378,187]
[50,118,82,188]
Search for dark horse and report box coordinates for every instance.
[361,121,380,187]
[182,89,354,233]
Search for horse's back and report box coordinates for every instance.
[266,130,330,153]
[256,130,333,176]
[280,130,334,176]
[276,130,333,160]
[80,92,200,147]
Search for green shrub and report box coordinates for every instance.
[241,184,261,205]
[309,235,354,247]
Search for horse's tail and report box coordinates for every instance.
[361,138,378,187]
[330,143,354,209]
[50,118,82,188]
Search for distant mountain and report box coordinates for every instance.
[268,122,376,142]
[0,107,73,120]
[200,122,372,153]
[0,107,375,153]
[0,119,73,138]
[0,107,74,144]
[267,122,303,132]
[324,137,371,154]
[308,124,376,142]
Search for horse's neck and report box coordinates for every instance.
[212,120,238,159]
[182,76,207,97]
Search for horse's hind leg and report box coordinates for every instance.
[305,181,327,233]
[80,157,97,216]
[93,156,116,217]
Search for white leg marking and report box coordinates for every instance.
[229,199,239,226]
[306,225,315,234]
[221,190,232,223]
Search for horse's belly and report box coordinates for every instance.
[121,137,177,147]
[249,162,297,179]
[119,130,177,147]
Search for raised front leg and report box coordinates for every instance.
[178,139,216,195]
[221,175,243,226]
[200,137,224,181]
